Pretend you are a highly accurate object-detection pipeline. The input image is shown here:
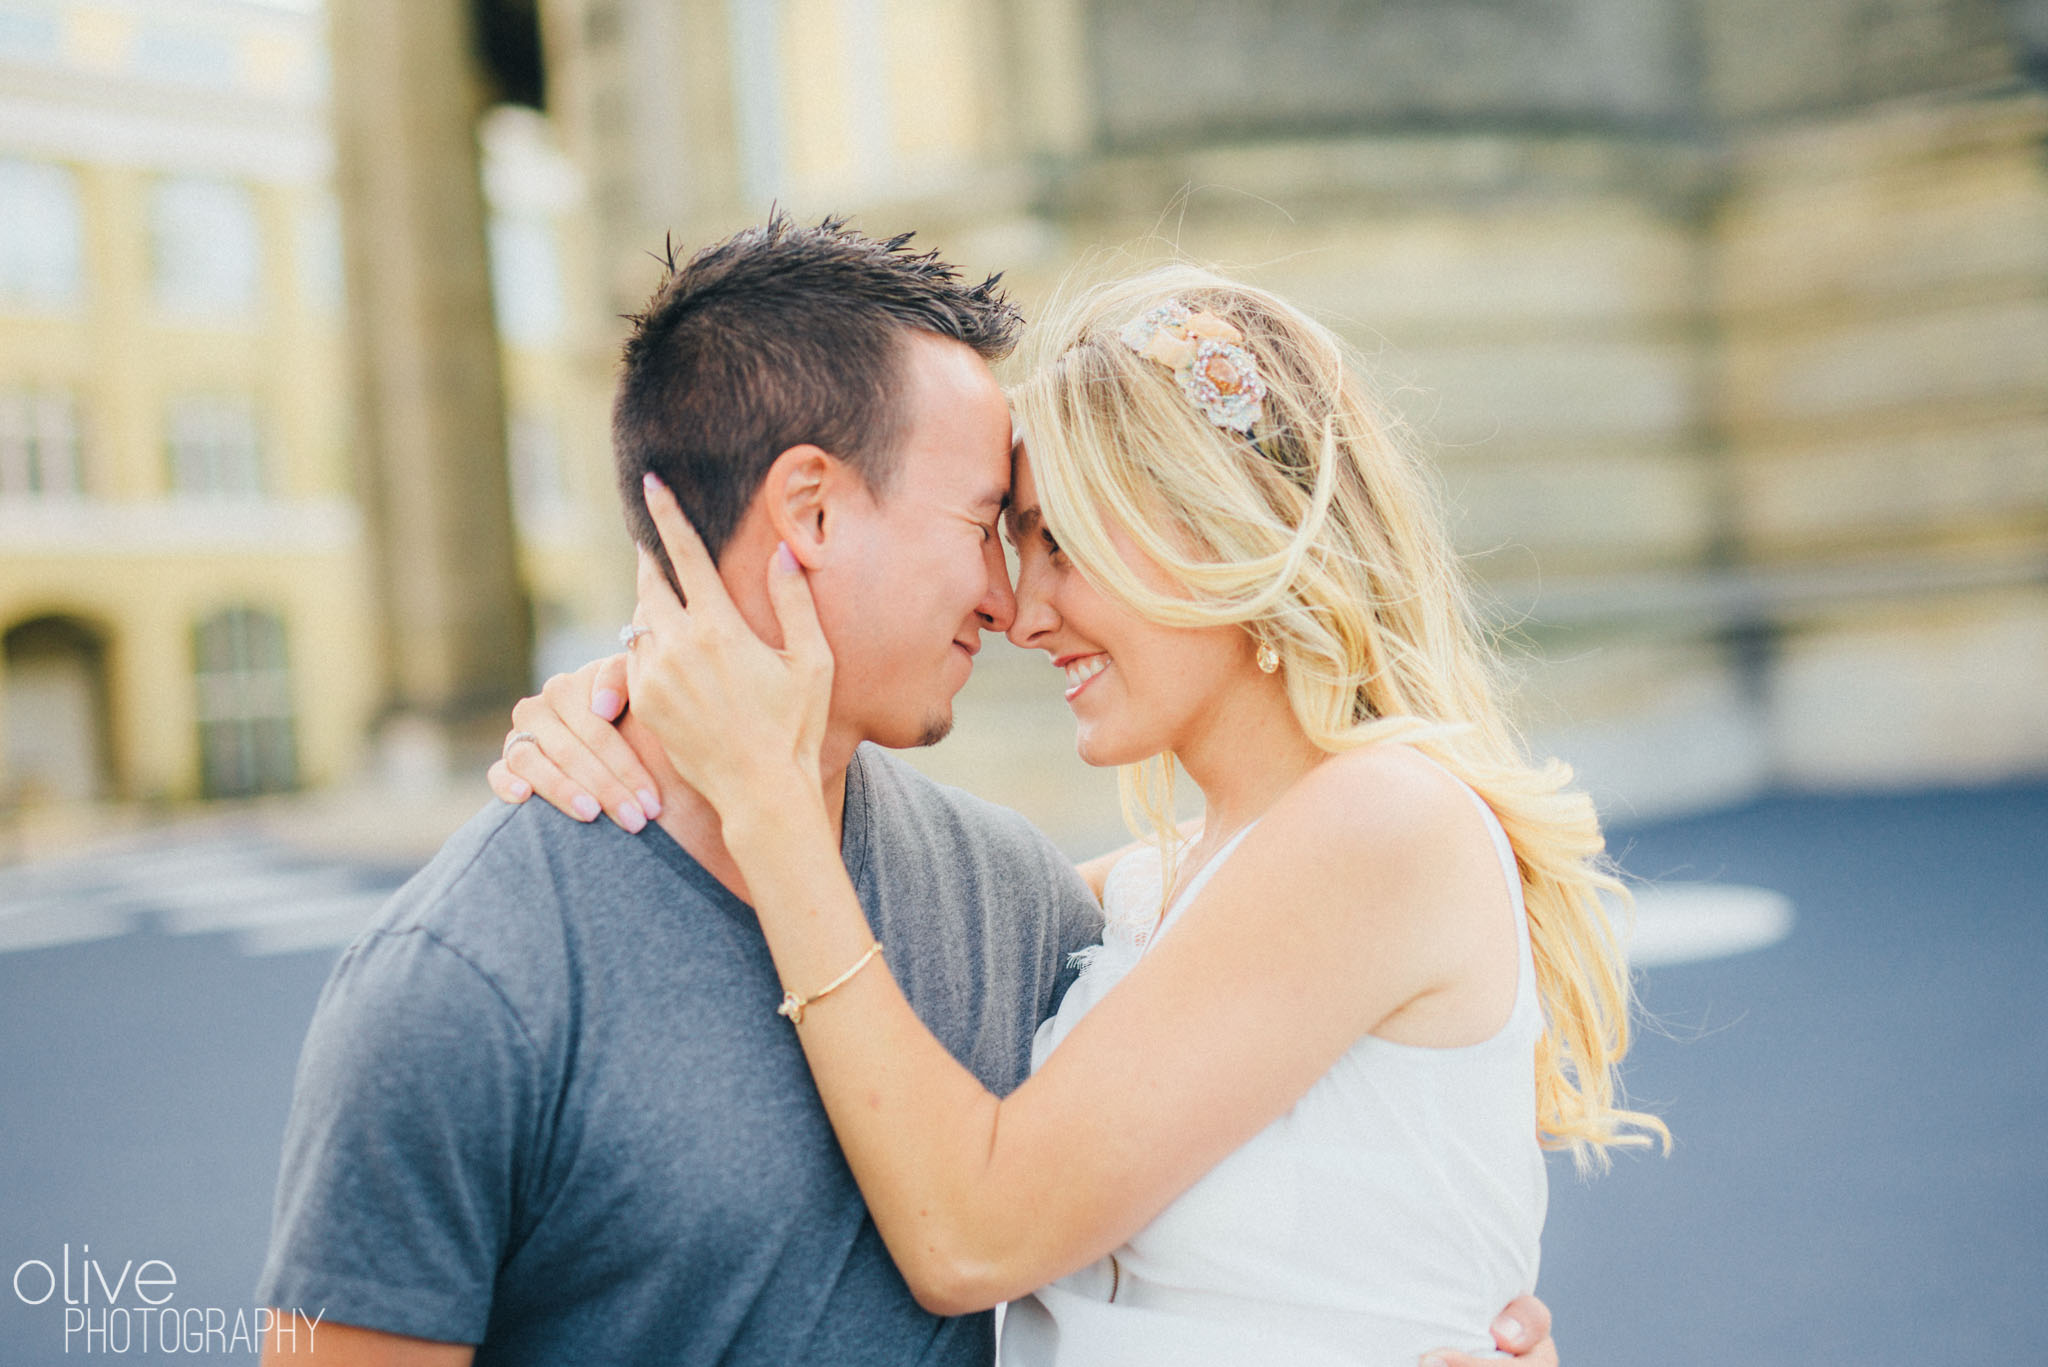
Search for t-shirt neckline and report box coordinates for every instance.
[634,748,874,932]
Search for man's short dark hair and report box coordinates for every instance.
[613,212,1021,566]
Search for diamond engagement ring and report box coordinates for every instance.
[619,623,652,648]
[502,729,539,762]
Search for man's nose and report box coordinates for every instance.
[975,536,1017,635]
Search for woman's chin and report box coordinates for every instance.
[1072,722,1142,769]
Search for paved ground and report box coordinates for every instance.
[1537,779,2048,1363]
[1,780,2043,1364]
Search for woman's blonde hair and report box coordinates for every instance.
[1009,262,1667,1170]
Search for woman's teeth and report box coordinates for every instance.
[1063,655,1108,697]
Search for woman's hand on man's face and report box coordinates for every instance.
[620,473,834,819]
[487,652,661,832]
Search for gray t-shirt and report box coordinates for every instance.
[256,744,1103,1366]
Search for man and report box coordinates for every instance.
[259,215,1552,1366]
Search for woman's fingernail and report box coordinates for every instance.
[591,689,622,718]
[572,794,600,822]
[642,472,661,493]
[774,541,797,573]
[638,788,662,819]
[618,801,646,833]
[508,780,531,800]
[1492,1315,1523,1344]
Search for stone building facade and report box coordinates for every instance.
[534,0,2048,842]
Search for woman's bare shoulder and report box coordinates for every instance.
[1253,746,1517,1036]
[1281,743,1485,874]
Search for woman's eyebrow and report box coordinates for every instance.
[1003,504,1042,539]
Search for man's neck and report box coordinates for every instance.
[618,710,853,905]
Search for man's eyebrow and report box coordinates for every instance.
[972,485,1008,514]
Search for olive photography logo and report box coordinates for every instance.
[12,1245,324,1356]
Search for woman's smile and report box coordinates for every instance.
[1059,652,1109,703]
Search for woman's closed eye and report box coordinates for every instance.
[1002,504,1062,560]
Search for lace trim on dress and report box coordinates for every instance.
[1069,825,1262,975]
[1068,843,1169,974]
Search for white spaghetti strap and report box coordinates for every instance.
[1407,754,1529,927]
[1408,757,1539,1021]
[1458,785,1527,909]
[1152,820,1262,943]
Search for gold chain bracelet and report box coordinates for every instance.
[776,940,884,1026]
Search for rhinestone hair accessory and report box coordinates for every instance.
[1117,300,1268,433]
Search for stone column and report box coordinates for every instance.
[542,0,745,315]
[328,0,530,753]
[994,0,1093,164]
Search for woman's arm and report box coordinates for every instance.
[719,758,1488,1313]
[627,480,1510,1315]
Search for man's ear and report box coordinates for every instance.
[762,444,856,567]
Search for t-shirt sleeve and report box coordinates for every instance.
[255,926,541,1344]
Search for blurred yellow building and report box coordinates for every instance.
[0,0,363,806]
[3,0,2042,850]
[0,0,620,810]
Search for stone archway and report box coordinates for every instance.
[2,615,113,805]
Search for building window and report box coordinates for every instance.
[133,23,239,89]
[151,176,261,319]
[167,395,263,497]
[193,608,296,798]
[0,159,83,309]
[487,215,565,346]
[0,10,62,66]
[296,191,345,318]
[0,390,82,498]
[508,407,568,527]
[726,0,787,202]
[836,0,895,185]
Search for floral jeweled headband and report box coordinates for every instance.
[1117,299,1268,434]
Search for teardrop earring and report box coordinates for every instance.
[1256,641,1280,674]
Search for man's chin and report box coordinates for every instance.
[864,700,958,754]
[871,708,954,751]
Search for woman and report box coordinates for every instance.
[495,266,1663,1364]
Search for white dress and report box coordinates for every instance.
[1000,783,1546,1367]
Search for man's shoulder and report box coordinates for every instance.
[371,798,573,940]
[336,798,662,1035]
[854,743,1063,866]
